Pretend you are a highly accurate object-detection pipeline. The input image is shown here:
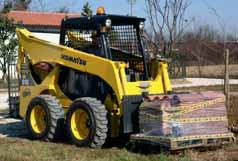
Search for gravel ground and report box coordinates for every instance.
[0,92,9,111]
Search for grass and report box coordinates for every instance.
[1,137,238,161]
[0,137,181,161]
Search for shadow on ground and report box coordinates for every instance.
[0,111,27,138]
[125,140,169,154]
[125,140,225,155]
[103,135,169,154]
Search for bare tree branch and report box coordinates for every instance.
[145,0,191,58]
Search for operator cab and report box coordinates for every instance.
[59,7,149,81]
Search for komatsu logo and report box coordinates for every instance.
[61,54,87,65]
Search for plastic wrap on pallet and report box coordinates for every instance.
[140,120,230,137]
[139,91,231,138]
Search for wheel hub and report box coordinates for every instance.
[30,105,46,134]
[71,108,90,140]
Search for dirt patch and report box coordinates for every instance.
[171,79,191,85]
[174,84,238,93]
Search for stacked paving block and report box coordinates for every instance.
[133,91,234,150]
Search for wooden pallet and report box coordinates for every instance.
[131,133,235,150]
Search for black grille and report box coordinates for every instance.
[108,25,145,73]
[65,29,104,58]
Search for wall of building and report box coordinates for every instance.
[33,32,60,44]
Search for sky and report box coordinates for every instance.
[28,0,238,31]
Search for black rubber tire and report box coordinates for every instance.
[25,95,65,141]
[66,97,108,148]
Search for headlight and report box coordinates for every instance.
[139,22,144,30]
[105,19,112,28]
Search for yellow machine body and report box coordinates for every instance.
[16,28,172,137]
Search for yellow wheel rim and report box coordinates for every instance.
[71,108,90,140]
[30,105,46,134]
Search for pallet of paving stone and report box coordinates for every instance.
[137,91,234,149]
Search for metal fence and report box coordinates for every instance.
[7,55,19,118]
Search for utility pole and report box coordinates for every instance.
[128,0,136,16]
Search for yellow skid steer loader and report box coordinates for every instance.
[11,8,233,149]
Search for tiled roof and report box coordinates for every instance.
[7,11,80,27]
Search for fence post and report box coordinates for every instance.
[224,49,230,108]
[7,54,11,116]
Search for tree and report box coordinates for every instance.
[30,0,47,12]
[81,2,93,17]
[1,0,13,13]
[57,6,69,13]
[14,0,32,11]
[0,15,17,81]
[182,23,221,42]
[128,0,136,16]
[145,0,191,58]
[180,23,220,77]
[0,0,31,12]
